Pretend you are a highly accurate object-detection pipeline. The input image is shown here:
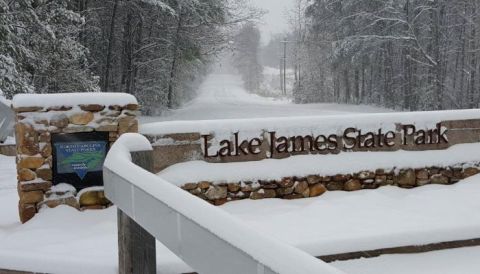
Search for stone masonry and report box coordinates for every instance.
[181,164,480,205]
[146,115,480,206]
[13,94,139,223]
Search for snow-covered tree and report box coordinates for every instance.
[80,0,258,113]
[233,23,263,92]
[0,0,98,97]
[0,0,33,98]
[292,0,480,111]
[1,0,259,112]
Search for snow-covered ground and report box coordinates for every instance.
[221,176,480,256]
[1,74,480,273]
[2,153,480,274]
[332,246,480,274]
[139,74,389,123]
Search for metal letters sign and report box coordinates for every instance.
[52,132,109,190]
[202,123,449,159]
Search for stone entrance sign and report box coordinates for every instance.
[143,110,480,206]
[12,93,139,223]
[52,132,109,190]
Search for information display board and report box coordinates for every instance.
[52,132,109,190]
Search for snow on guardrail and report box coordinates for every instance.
[103,133,345,274]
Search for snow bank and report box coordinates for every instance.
[0,155,16,190]
[141,109,480,138]
[12,92,137,108]
[159,143,480,185]
[332,246,480,274]
[222,175,480,256]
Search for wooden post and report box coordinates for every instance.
[118,150,156,274]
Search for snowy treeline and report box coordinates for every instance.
[0,0,99,97]
[291,0,480,111]
[0,0,258,114]
[232,23,263,92]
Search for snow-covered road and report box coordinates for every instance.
[140,73,389,123]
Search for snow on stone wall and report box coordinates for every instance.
[14,93,139,223]
[159,144,480,205]
[143,109,480,172]
[145,110,480,206]
[12,93,137,110]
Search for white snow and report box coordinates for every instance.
[12,92,137,109]
[0,153,193,274]
[221,175,480,256]
[19,178,48,185]
[0,136,15,145]
[104,133,153,168]
[141,108,480,138]
[1,152,480,273]
[43,183,78,201]
[50,183,77,193]
[105,133,344,274]
[0,155,16,188]
[16,106,126,133]
[76,186,103,199]
[139,75,480,138]
[261,66,295,97]
[159,143,480,185]
[0,155,22,237]
[1,74,480,273]
[139,74,390,124]
[331,246,480,274]
[0,96,11,106]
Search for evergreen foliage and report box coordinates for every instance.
[292,0,480,111]
[1,0,258,114]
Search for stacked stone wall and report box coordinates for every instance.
[14,100,138,223]
[180,164,480,205]
[0,144,16,156]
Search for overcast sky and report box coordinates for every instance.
[250,0,295,44]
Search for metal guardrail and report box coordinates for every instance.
[103,133,345,274]
[0,99,14,143]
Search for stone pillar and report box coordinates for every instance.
[13,94,139,223]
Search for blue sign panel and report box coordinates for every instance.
[52,132,109,191]
[54,141,107,179]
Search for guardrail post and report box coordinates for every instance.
[118,150,156,274]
